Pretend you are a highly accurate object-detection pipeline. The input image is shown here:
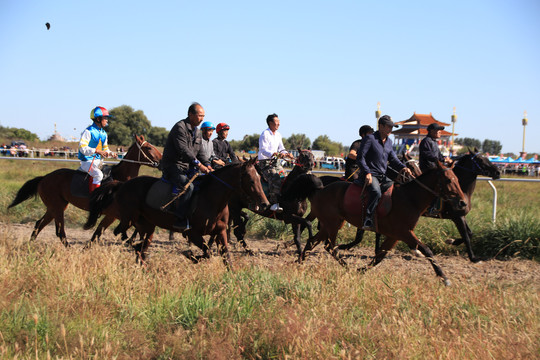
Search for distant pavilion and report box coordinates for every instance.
[392,113,456,148]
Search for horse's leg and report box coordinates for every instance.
[337,228,365,250]
[135,232,153,266]
[234,210,253,254]
[449,216,479,263]
[323,221,347,267]
[30,212,54,241]
[169,230,175,241]
[400,231,451,286]
[85,215,115,248]
[184,233,211,262]
[299,229,326,263]
[52,205,69,247]
[375,233,382,254]
[216,226,233,269]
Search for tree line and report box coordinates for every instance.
[1,105,509,157]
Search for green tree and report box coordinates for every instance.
[455,137,481,150]
[0,126,39,141]
[147,126,169,147]
[108,105,152,145]
[286,133,311,150]
[312,135,344,156]
[482,139,502,155]
[230,133,260,152]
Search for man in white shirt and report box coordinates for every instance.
[258,113,293,212]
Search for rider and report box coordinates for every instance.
[200,121,225,169]
[161,102,211,231]
[344,125,374,181]
[78,106,117,192]
[419,123,451,216]
[356,115,412,231]
[419,123,450,173]
[212,122,238,168]
[258,113,293,212]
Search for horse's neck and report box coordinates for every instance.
[111,146,142,181]
[281,165,306,192]
[401,172,440,210]
[199,170,237,212]
[453,164,477,201]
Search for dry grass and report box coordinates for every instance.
[0,224,538,359]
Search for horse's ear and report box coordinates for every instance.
[297,147,302,152]
[473,146,479,153]
[248,156,257,166]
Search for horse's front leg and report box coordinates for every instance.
[338,228,365,250]
[449,216,479,263]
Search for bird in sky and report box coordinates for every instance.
[45,22,50,30]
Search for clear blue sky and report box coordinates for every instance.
[1,0,539,154]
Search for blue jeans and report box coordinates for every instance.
[355,174,393,222]
[163,168,194,219]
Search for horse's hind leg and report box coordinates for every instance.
[449,216,479,263]
[299,230,325,263]
[31,212,54,241]
[85,215,115,248]
[323,223,347,267]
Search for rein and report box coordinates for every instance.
[208,171,234,190]
[454,153,483,175]
[116,140,159,167]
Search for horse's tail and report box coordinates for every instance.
[281,174,324,202]
[8,176,44,208]
[83,181,123,230]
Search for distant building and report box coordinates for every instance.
[47,123,66,142]
[393,113,456,156]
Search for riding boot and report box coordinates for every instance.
[172,198,191,231]
[89,183,101,193]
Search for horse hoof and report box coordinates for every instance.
[445,238,456,245]
[443,279,451,287]
[410,249,425,258]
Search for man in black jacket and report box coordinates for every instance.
[161,102,210,230]
[419,123,448,173]
[212,122,238,168]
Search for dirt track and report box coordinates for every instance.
[2,222,539,285]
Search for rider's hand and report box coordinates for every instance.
[110,152,118,159]
[96,150,107,158]
[198,163,211,174]
[365,173,372,185]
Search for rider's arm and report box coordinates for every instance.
[258,130,274,159]
[356,136,373,174]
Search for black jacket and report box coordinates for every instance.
[212,137,237,163]
[161,118,204,173]
[419,135,444,172]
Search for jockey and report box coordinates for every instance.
[344,125,374,181]
[200,121,225,169]
[78,106,117,192]
[258,113,293,212]
[419,123,450,173]
[212,122,238,168]
[356,115,412,231]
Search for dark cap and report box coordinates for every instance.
[378,115,398,128]
[427,123,445,132]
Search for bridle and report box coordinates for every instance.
[454,153,486,176]
[118,140,160,167]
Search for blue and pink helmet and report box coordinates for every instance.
[90,106,110,121]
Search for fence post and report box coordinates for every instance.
[487,180,497,223]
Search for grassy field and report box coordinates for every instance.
[1,158,539,359]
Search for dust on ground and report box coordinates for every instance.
[3,222,539,285]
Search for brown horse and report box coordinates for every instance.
[84,158,269,266]
[339,149,501,262]
[224,149,316,255]
[298,161,468,285]
[8,135,162,246]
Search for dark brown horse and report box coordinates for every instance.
[8,135,162,246]
[340,149,500,262]
[297,161,468,285]
[225,149,316,255]
[84,158,269,266]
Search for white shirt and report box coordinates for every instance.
[258,128,285,160]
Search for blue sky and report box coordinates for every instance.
[1,0,539,154]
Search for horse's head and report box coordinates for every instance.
[295,148,315,171]
[399,151,422,177]
[240,157,270,211]
[435,161,468,214]
[134,135,162,168]
[461,148,501,180]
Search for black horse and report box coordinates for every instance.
[224,149,316,255]
[338,149,500,262]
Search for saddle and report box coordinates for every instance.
[70,166,112,198]
[343,182,394,231]
[145,178,199,215]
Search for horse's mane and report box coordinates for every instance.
[281,173,324,201]
[196,163,244,191]
[399,167,439,190]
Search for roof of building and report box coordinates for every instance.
[392,128,455,137]
[394,112,451,127]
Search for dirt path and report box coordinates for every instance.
[3,222,539,285]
